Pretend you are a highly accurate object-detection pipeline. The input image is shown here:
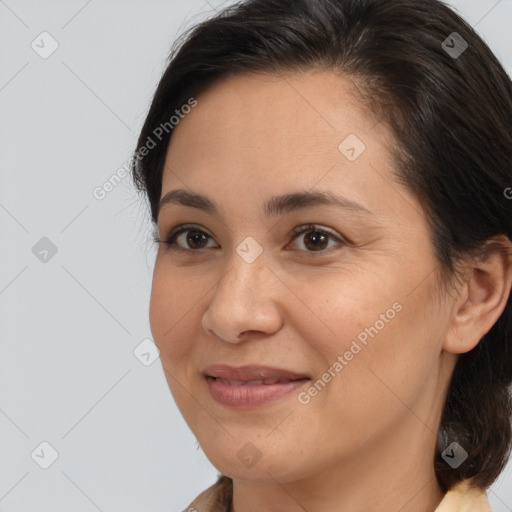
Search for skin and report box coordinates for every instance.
[149,69,512,512]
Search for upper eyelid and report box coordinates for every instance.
[167,223,215,240]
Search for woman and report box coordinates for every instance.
[131,0,512,510]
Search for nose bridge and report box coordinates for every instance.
[201,243,282,342]
[217,243,269,311]
[216,230,272,297]
[231,236,267,287]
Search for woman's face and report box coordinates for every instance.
[150,70,457,483]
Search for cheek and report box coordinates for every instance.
[330,294,441,426]
[148,264,203,421]
[149,261,198,365]
[294,270,401,359]
[297,270,441,411]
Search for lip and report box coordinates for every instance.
[203,364,309,381]
[203,364,310,408]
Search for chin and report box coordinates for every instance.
[201,442,310,483]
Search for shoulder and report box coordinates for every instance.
[435,479,493,511]
[182,474,233,512]
[182,475,493,512]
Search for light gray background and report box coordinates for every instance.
[1,1,511,510]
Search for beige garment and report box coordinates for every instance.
[183,475,492,512]
[184,475,232,512]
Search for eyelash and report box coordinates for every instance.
[154,223,347,255]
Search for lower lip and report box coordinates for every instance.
[206,376,310,408]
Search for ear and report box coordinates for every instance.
[443,235,512,355]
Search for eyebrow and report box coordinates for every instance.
[158,188,372,219]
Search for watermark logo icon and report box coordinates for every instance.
[31,32,59,59]
[32,237,58,263]
[133,338,160,366]
[237,442,262,468]
[442,32,468,59]
[236,237,263,264]
[31,441,59,469]
[338,134,366,162]
[441,441,468,469]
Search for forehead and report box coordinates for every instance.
[161,70,404,217]
[165,69,385,161]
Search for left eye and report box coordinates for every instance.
[156,223,346,253]
[289,224,346,253]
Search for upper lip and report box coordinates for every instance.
[203,364,310,382]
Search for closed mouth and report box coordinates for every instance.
[207,376,308,386]
[202,364,310,384]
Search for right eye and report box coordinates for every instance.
[154,224,218,252]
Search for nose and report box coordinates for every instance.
[201,251,283,343]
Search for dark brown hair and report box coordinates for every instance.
[131,0,512,492]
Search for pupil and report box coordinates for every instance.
[305,231,327,251]
[187,230,207,248]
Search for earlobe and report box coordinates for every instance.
[443,236,512,355]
